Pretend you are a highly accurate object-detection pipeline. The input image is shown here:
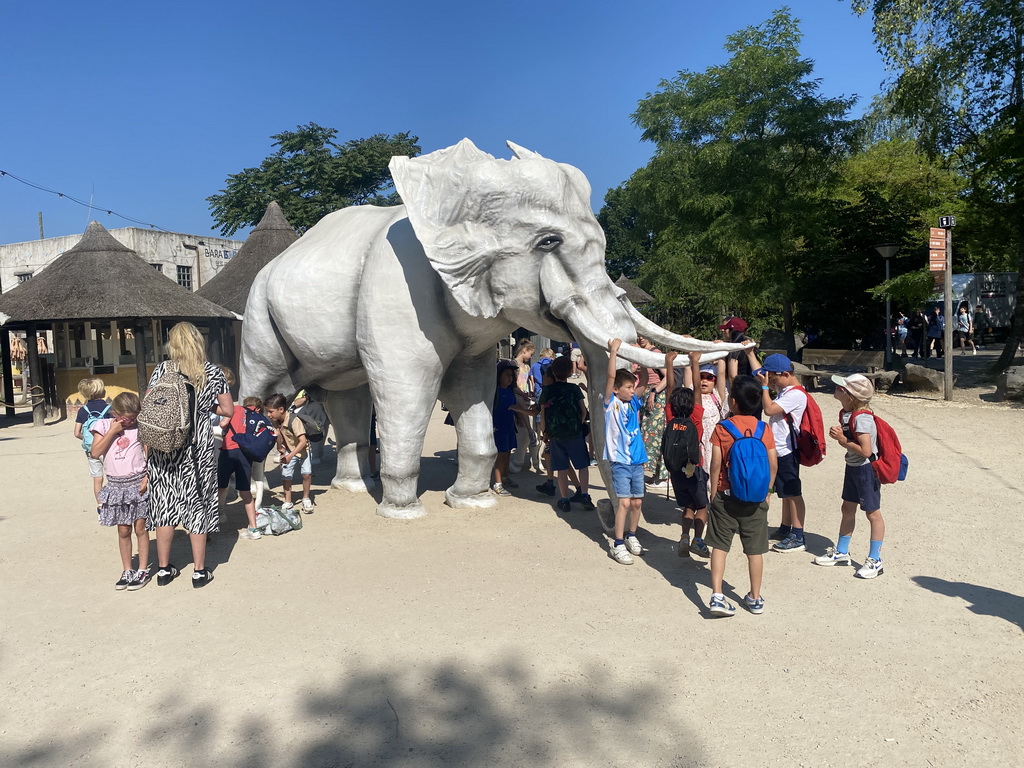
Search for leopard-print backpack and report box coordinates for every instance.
[138,362,193,452]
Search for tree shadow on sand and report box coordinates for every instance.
[913,576,1024,633]
[0,654,708,768]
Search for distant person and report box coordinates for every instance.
[219,396,264,540]
[719,317,753,378]
[814,374,886,579]
[973,304,989,349]
[570,342,584,379]
[509,340,539,475]
[89,392,150,591]
[636,335,669,489]
[529,347,555,395]
[604,338,649,565]
[147,322,232,589]
[955,304,977,355]
[926,307,944,359]
[908,310,927,358]
[74,376,109,512]
[705,375,777,617]
[895,311,909,358]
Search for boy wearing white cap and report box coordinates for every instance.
[816,373,886,578]
[748,350,808,552]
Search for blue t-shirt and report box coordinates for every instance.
[529,357,553,395]
[493,387,517,435]
[603,394,648,465]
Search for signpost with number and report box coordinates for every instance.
[933,217,956,400]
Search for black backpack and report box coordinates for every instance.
[661,416,701,474]
[291,401,327,443]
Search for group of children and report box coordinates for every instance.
[77,375,318,590]
[599,337,890,617]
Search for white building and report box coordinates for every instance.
[0,227,244,293]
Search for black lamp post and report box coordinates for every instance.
[874,243,900,368]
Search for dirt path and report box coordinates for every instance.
[1,388,1022,767]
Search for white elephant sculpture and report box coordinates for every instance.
[239,139,748,519]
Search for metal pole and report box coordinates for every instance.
[944,229,954,400]
[885,258,892,369]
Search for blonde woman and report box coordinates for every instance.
[148,322,233,588]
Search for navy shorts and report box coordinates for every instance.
[549,435,589,471]
[774,452,802,498]
[610,461,645,499]
[494,428,517,453]
[218,448,253,493]
[842,462,881,512]
[670,466,709,511]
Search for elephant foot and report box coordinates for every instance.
[331,475,377,493]
[376,499,427,519]
[596,498,615,534]
[445,488,498,510]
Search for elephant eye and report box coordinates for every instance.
[536,235,562,251]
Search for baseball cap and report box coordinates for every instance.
[831,373,875,401]
[698,364,717,379]
[754,353,793,375]
[718,317,748,334]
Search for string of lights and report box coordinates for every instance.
[0,169,169,231]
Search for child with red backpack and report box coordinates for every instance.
[747,350,822,554]
[814,374,890,578]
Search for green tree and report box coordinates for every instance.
[850,0,1024,366]
[208,124,420,235]
[625,9,857,351]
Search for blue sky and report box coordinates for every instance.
[0,1,887,244]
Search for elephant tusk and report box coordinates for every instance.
[622,298,751,354]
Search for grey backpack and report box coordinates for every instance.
[138,362,193,453]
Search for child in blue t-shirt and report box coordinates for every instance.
[73,376,109,511]
[605,338,649,565]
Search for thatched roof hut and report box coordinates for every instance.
[0,221,234,325]
[615,274,654,305]
[196,202,298,314]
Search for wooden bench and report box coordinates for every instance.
[799,349,885,389]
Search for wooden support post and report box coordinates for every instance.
[27,323,44,426]
[134,320,148,394]
[1,329,14,417]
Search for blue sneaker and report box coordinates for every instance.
[773,534,806,553]
[743,593,765,614]
[709,594,736,617]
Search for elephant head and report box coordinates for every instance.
[389,139,747,369]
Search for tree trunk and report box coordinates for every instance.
[997,248,1024,368]
[782,298,796,357]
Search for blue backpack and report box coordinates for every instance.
[228,408,278,463]
[81,403,111,455]
[721,419,771,503]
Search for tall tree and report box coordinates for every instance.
[626,9,857,351]
[208,124,420,235]
[851,0,1024,366]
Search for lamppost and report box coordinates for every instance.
[874,243,900,369]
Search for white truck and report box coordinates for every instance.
[949,272,1018,339]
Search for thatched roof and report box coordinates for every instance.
[196,202,298,314]
[0,221,234,327]
[615,273,654,305]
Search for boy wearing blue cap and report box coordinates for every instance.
[747,348,808,552]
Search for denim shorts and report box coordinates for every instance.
[282,453,312,479]
[550,435,589,471]
[610,461,645,498]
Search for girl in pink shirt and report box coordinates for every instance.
[90,392,150,591]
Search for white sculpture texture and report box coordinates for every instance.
[240,140,746,519]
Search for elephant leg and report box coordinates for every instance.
[369,366,442,519]
[326,386,374,494]
[439,351,499,509]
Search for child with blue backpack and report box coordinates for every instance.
[74,377,109,512]
[219,396,271,540]
[705,375,777,616]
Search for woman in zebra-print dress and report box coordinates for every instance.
[148,322,233,588]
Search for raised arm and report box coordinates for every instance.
[664,350,678,393]
[605,338,622,401]
[687,349,702,390]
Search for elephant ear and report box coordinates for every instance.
[390,138,510,318]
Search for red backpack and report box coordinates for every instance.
[784,386,826,467]
[845,409,908,484]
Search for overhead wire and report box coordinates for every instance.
[0,169,169,231]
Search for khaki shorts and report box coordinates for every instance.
[704,491,769,555]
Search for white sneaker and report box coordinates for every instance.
[624,534,643,555]
[239,527,262,540]
[813,547,851,566]
[301,498,314,513]
[491,484,511,496]
[609,542,634,565]
[856,557,884,579]
[281,502,294,511]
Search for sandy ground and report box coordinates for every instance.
[2,359,1023,767]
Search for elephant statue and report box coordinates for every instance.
[239,139,748,520]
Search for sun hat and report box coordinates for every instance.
[831,373,874,401]
[718,317,748,334]
[754,353,793,375]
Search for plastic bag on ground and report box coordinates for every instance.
[254,505,303,536]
